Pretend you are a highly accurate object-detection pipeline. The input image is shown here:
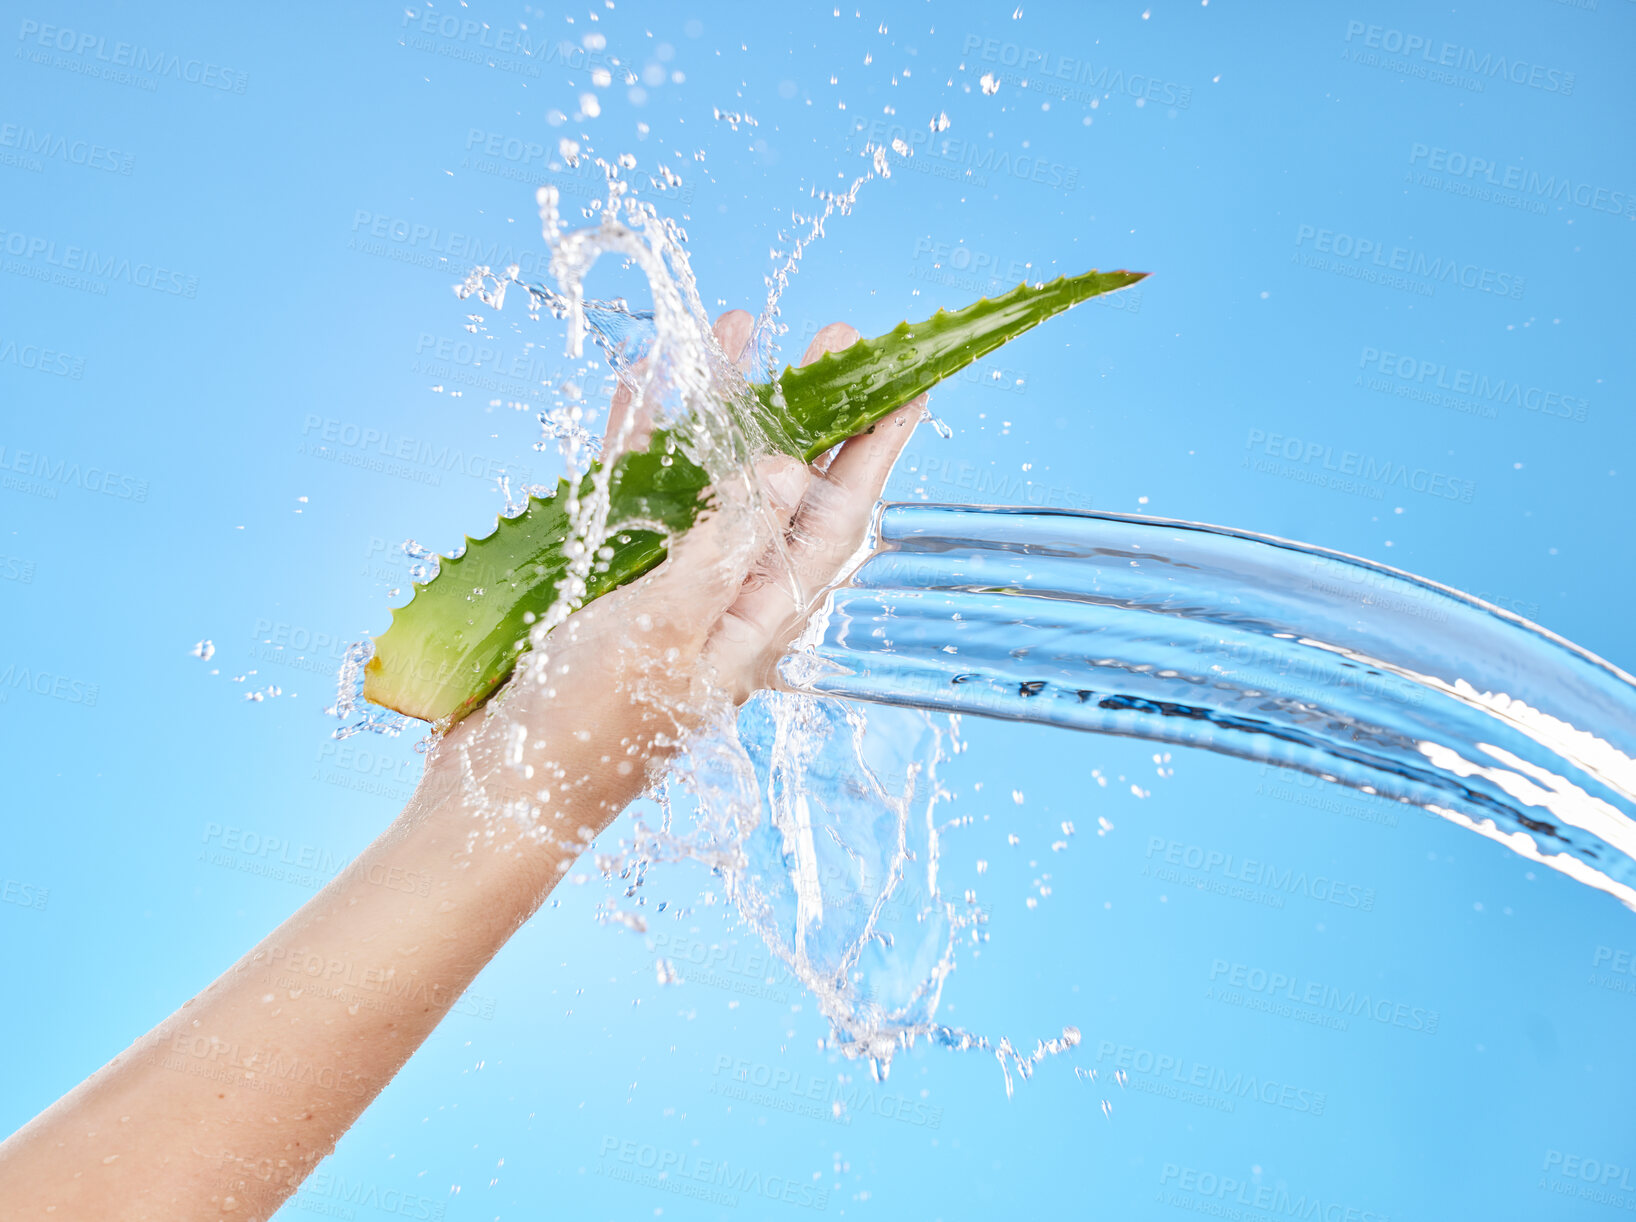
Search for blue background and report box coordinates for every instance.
[2,0,1633,1218]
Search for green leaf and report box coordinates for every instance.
[363,268,1147,723]
[754,268,1148,460]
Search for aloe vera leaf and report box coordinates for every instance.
[363,268,1146,723]
[754,268,1147,460]
[364,435,711,726]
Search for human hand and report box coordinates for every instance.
[424,309,924,858]
[0,311,924,1222]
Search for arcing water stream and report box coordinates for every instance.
[633,499,1636,1084]
[787,503,1636,911]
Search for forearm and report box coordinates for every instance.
[0,732,614,1221]
[0,310,911,1220]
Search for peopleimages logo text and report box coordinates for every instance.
[413,333,555,387]
[349,209,552,280]
[1208,959,1439,1034]
[1342,20,1575,93]
[0,123,133,174]
[15,20,249,93]
[0,443,150,502]
[911,236,1037,286]
[294,1171,446,1222]
[710,1055,942,1129]
[0,227,199,297]
[1542,1150,1636,1195]
[1157,1165,1390,1222]
[1408,143,1633,218]
[1294,225,1524,299]
[0,663,98,706]
[1145,836,1377,911]
[962,36,1192,108]
[848,119,1078,191]
[463,127,551,170]
[1244,429,1477,504]
[1093,1039,1327,1116]
[299,415,527,487]
[0,337,86,379]
[399,9,619,72]
[1359,347,1589,423]
[597,1136,829,1211]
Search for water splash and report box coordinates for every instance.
[327,639,411,742]
[371,146,1068,1079]
[748,171,875,381]
[328,149,1636,1087]
[611,690,1082,1083]
[781,504,1636,910]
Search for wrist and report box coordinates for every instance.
[410,715,625,896]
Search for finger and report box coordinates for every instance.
[811,393,923,509]
[799,322,861,472]
[509,482,769,723]
[702,456,814,699]
[700,324,924,695]
[626,451,808,636]
[633,309,773,614]
[754,452,813,519]
[602,309,754,457]
[569,451,805,716]
[642,502,754,625]
[696,452,810,618]
[783,394,922,580]
[602,348,659,456]
[604,375,639,451]
[580,309,789,650]
[714,308,753,366]
[802,321,858,366]
[769,316,879,583]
